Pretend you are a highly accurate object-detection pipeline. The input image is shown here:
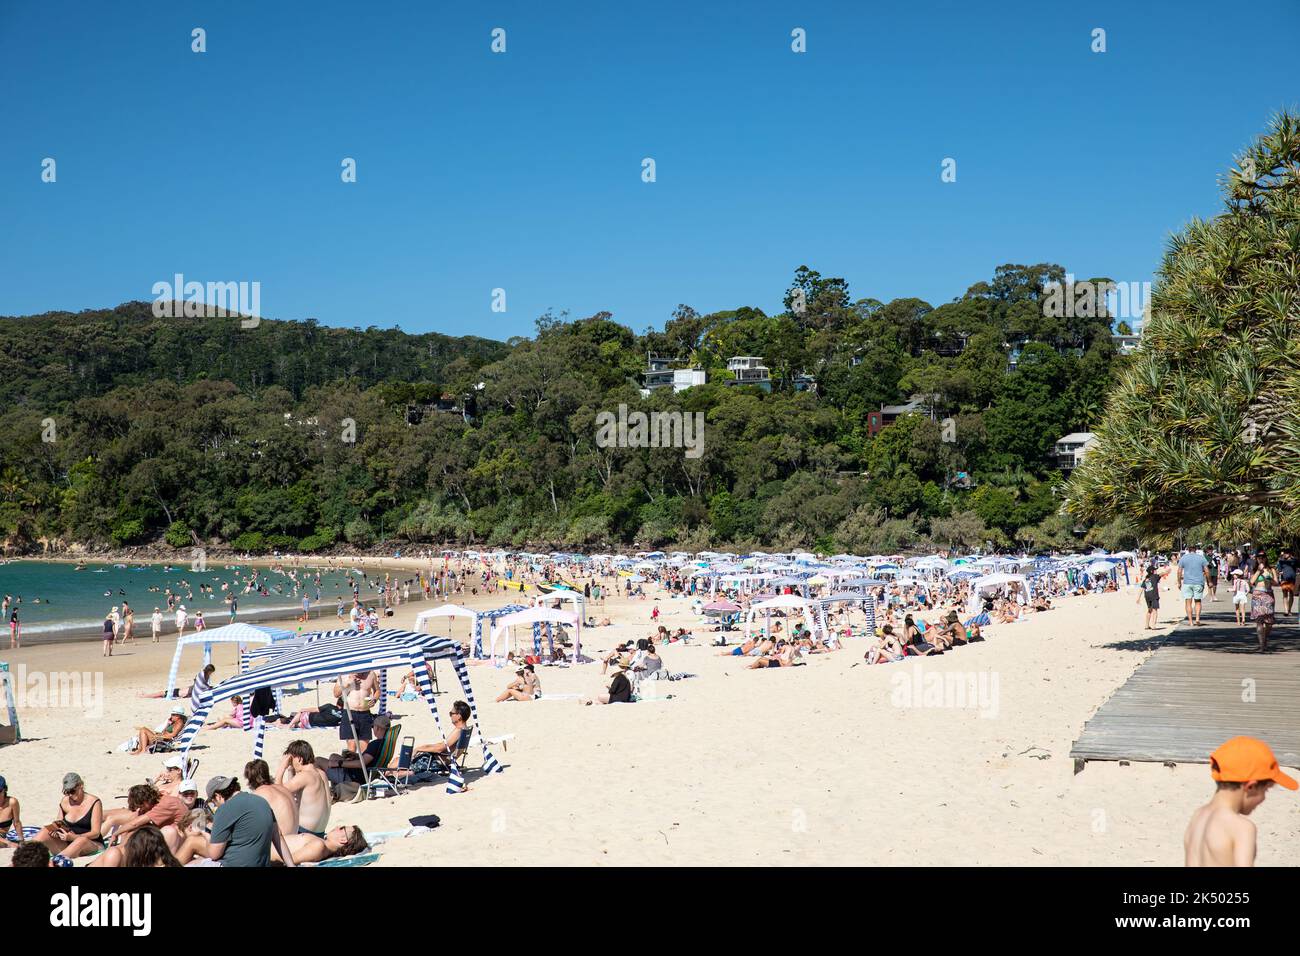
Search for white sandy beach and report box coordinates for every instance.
[1,569,1296,866]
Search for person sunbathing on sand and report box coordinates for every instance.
[128,707,188,755]
[496,664,540,702]
[941,611,968,646]
[748,640,799,669]
[719,637,759,656]
[270,824,369,864]
[866,626,906,664]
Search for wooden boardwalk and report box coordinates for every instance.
[1070,608,1300,772]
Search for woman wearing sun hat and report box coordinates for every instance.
[127,704,188,755]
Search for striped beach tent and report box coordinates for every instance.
[817,592,877,635]
[177,627,502,794]
[163,623,297,697]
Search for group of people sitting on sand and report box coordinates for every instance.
[4,758,368,868]
[864,609,985,663]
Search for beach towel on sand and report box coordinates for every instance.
[313,851,380,868]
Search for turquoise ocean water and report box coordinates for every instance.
[0,561,394,643]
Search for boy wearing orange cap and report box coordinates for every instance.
[1184,736,1297,866]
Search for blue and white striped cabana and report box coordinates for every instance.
[163,623,297,696]
[817,591,877,635]
[178,627,503,794]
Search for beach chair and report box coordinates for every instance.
[367,734,415,797]
[354,722,403,802]
[452,724,475,773]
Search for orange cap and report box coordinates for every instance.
[1210,736,1298,790]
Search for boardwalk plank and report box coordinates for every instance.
[1070,609,1300,771]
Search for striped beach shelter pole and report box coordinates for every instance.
[179,628,502,795]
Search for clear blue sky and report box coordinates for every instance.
[1,0,1295,339]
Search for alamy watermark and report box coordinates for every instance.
[152,273,261,328]
[1042,274,1149,322]
[889,663,1000,718]
[1,664,104,718]
[595,403,704,459]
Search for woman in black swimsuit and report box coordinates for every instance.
[34,772,104,859]
[0,775,22,848]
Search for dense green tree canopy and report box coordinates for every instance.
[2,258,1132,553]
[1068,111,1300,541]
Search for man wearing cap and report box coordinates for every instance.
[203,775,295,867]
[1184,736,1296,866]
[152,755,186,796]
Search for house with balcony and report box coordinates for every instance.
[1054,432,1097,470]
[641,354,707,397]
[723,356,772,391]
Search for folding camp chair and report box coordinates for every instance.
[452,724,475,773]
[368,734,415,797]
[354,722,403,802]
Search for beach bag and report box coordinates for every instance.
[407,751,448,780]
[332,780,361,803]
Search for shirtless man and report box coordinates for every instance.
[244,759,297,838]
[718,636,758,657]
[270,824,369,864]
[332,671,379,753]
[1184,736,1296,866]
[278,741,331,838]
[151,756,185,796]
[413,701,472,765]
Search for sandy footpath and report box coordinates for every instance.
[1,572,1296,866]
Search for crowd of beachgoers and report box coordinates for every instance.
[4,542,1294,868]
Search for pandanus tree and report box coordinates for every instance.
[1067,111,1300,539]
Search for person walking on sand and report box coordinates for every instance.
[1176,547,1209,627]
[175,605,188,641]
[121,602,134,643]
[151,607,162,642]
[1184,736,1295,866]
[102,610,115,657]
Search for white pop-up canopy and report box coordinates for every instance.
[488,606,581,663]
[414,603,477,631]
[747,594,823,639]
[966,573,1030,612]
[163,623,296,696]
